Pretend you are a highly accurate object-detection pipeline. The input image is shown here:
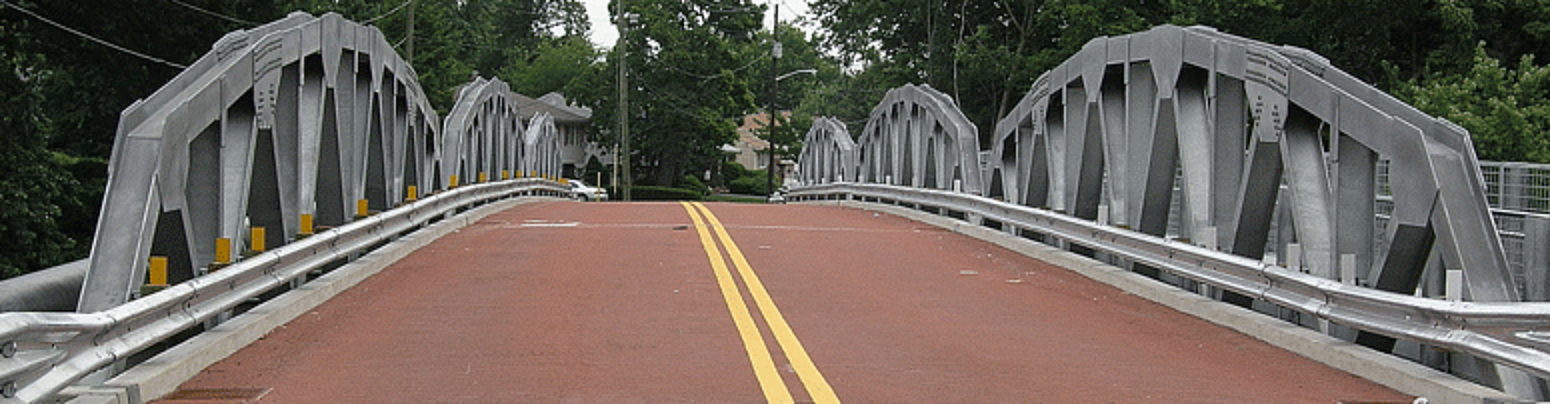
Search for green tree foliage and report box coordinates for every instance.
[571,0,764,187]
[0,53,76,277]
[502,35,599,98]
[1398,44,1550,163]
[812,0,1550,150]
[0,0,590,278]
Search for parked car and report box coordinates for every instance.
[568,179,608,201]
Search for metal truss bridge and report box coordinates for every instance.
[1,13,1548,404]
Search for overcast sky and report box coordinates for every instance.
[580,0,812,48]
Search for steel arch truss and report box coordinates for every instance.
[853,84,983,194]
[522,112,563,180]
[79,13,441,312]
[797,117,857,184]
[991,25,1512,303]
[442,77,523,185]
[985,25,1532,391]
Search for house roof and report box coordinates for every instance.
[734,111,791,151]
[513,92,592,123]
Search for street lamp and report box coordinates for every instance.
[767,67,815,197]
[777,69,817,82]
[616,12,638,201]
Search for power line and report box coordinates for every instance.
[663,56,763,82]
[168,0,256,26]
[360,0,413,25]
[0,0,187,70]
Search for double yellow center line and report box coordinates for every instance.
[680,202,839,404]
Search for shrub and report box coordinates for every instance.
[607,185,704,201]
[677,175,709,196]
[729,173,771,196]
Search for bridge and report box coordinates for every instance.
[3,13,1550,403]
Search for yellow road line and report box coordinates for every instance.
[680,202,794,403]
[692,202,841,404]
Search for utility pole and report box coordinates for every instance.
[405,1,414,63]
[766,5,779,197]
[617,13,637,201]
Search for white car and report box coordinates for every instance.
[568,179,609,201]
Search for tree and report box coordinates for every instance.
[0,51,77,277]
[568,0,763,187]
[502,35,600,98]
[1398,44,1550,163]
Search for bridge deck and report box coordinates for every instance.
[160,202,1408,403]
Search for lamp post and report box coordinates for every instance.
[766,65,818,197]
[616,12,638,201]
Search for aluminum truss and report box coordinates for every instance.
[853,84,984,194]
[76,13,559,316]
[796,117,857,185]
[522,112,563,181]
[801,24,1540,399]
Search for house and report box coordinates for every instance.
[732,111,793,171]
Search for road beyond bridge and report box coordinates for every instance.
[158,202,1406,403]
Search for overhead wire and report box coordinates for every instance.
[360,0,413,25]
[168,0,256,27]
[0,0,188,70]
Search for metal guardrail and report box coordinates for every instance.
[0,178,569,403]
[788,182,1550,383]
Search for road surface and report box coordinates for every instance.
[159,201,1409,403]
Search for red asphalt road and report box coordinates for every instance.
[163,201,1408,403]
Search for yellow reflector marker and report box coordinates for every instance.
[450,175,460,188]
[300,214,314,235]
[251,227,266,252]
[215,238,232,264]
[502,170,510,180]
[407,185,418,202]
[479,172,488,183]
[148,256,168,286]
[356,199,370,218]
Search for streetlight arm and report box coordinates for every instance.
[775,69,817,82]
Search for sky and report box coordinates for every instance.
[580,0,812,48]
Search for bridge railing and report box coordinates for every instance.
[786,182,1550,386]
[0,178,567,402]
[0,12,570,403]
[796,23,1550,399]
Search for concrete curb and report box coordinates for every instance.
[71,197,560,404]
[812,200,1520,404]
